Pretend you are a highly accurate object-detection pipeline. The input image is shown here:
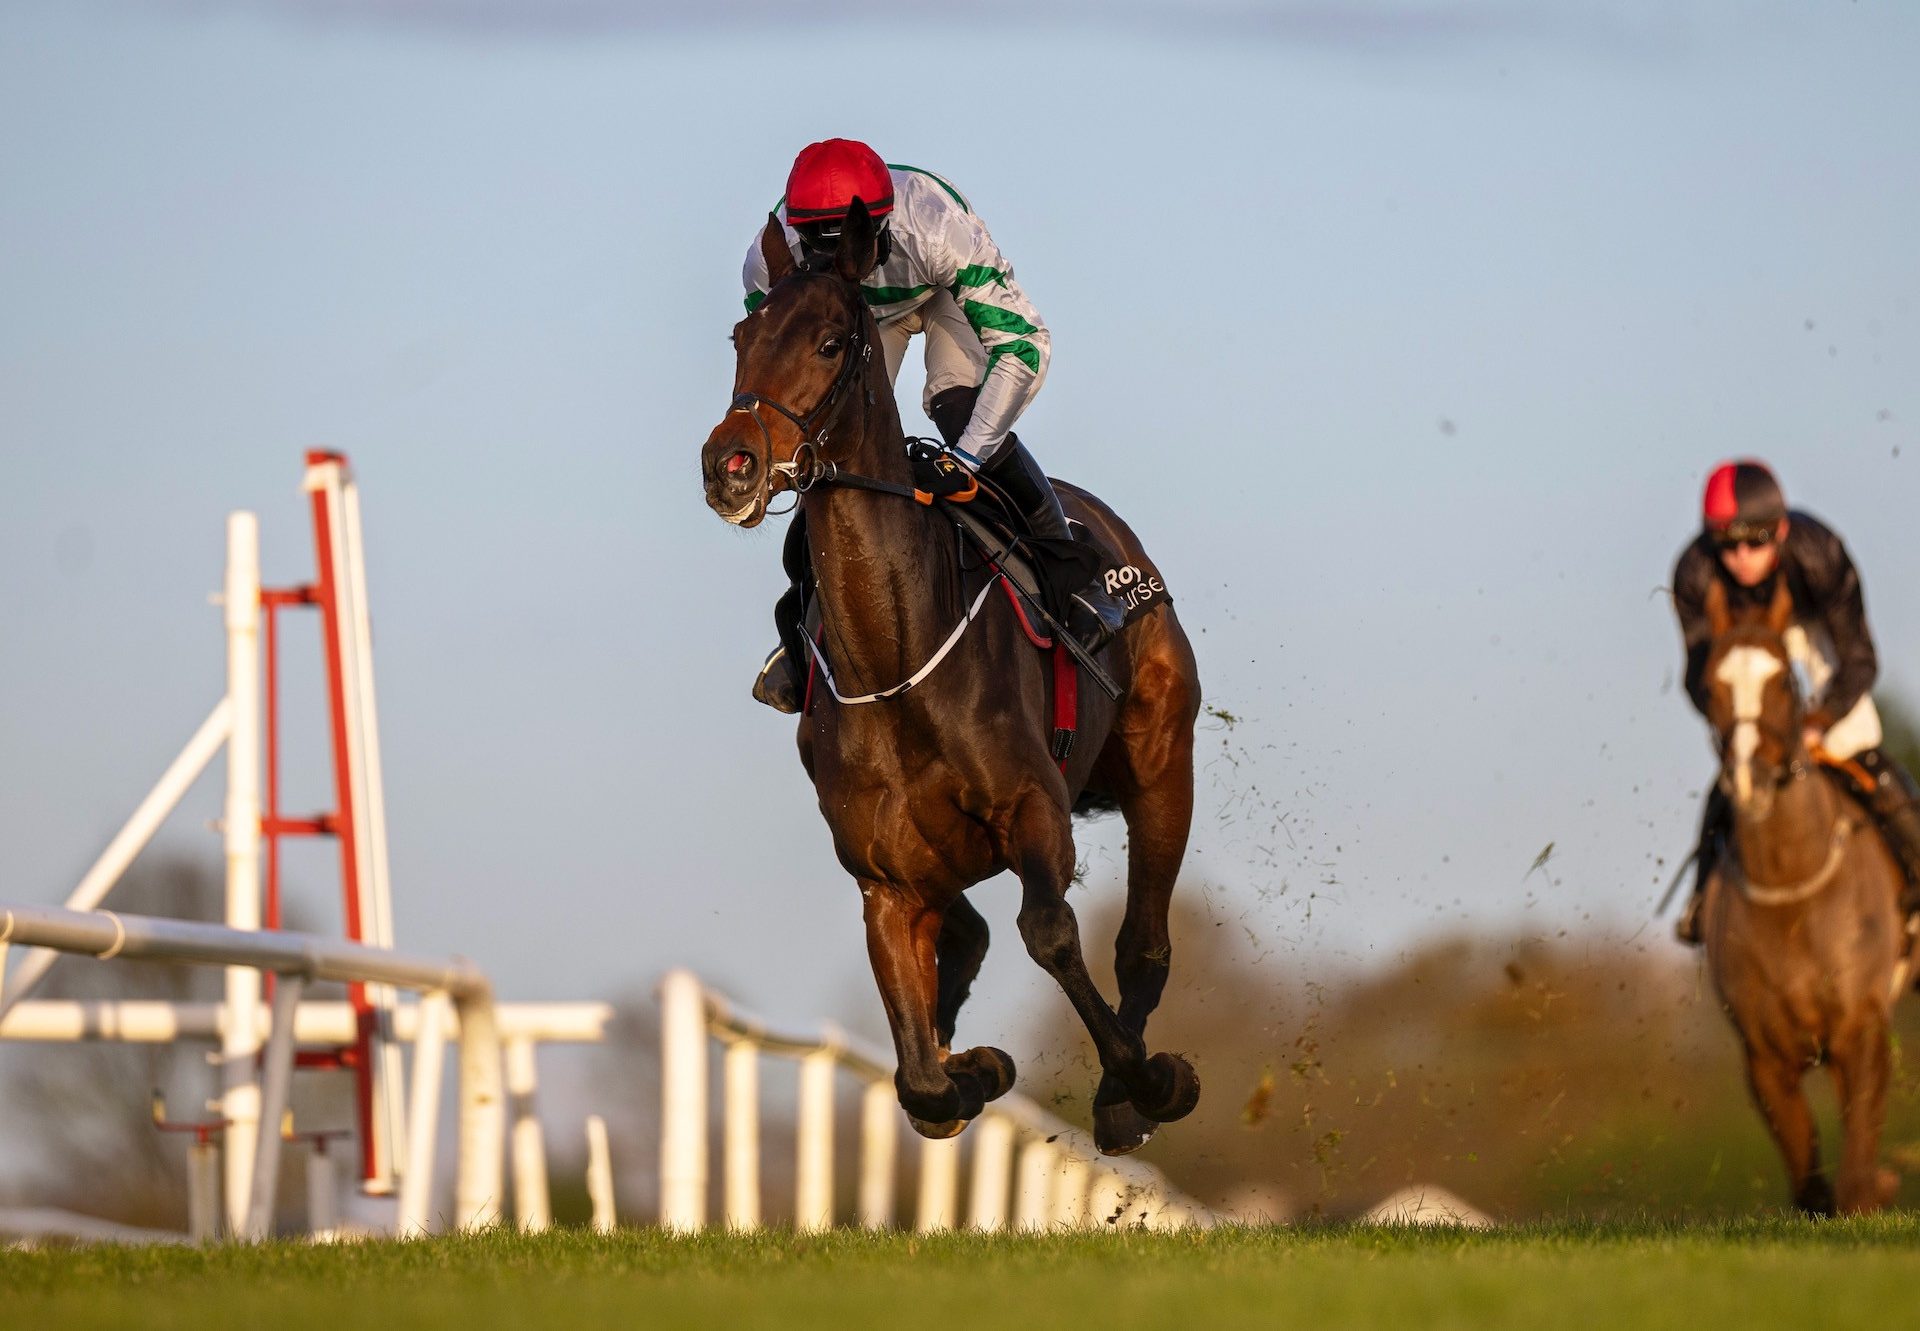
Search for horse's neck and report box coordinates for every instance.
[805,382,959,695]
[1731,765,1842,885]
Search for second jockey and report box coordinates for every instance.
[742,138,1125,713]
[1670,458,1920,944]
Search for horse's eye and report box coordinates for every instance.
[819,337,843,357]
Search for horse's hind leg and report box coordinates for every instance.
[1009,799,1198,1130]
[1829,1016,1899,1213]
[1092,744,1197,1155]
[1744,1045,1833,1216]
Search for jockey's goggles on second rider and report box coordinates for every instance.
[796,218,894,272]
[1714,521,1778,551]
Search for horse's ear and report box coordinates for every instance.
[761,212,796,285]
[834,198,880,283]
[1705,578,1731,639]
[1766,577,1794,636]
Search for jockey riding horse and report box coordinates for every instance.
[739,138,1126,713]
[1672,459,1920,944]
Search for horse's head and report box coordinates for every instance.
[1701,577,1803,818]
[700,201,883,529]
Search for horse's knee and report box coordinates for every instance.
[1017,900,1079,973]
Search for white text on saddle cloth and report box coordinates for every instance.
[1103,563,1168,613]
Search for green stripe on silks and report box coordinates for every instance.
[744,290,768,313]
[987,339,1042,374]
[862,283,931,306]
[888,164,970,211]
[949,265,1008,296]
[961,300,1039,338]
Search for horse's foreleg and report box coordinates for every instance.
[1009,800,1199,1131]
[934,895,990,1049]
[1744,1044,1832,1216]
[862,883,1007,1138]
[862,883,967,1131]
[1829,1016,1899,1214]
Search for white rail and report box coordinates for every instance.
[0,903,505,1239]
[657,968,1211,1233]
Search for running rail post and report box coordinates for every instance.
[857,1078,897,1230]
[506,1036,550,1232]
[586,1114,616,1233]
[452,983,505,1231]
[967,1114,1015,1231]
[1014,1136,1059,1232]
[1052,1154,1091,1228]
[242,974,304,1241]
[221,511,266,1234]
[397,991,450,1235]
[721,1037,760,1230]
[794,1045,836,1231]
[657,968,708,1231]
[916,1136,960,1232]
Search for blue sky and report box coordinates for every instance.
[3,1,1918,1050]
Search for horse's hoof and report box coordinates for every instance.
[1796,1175,1837,1218]
[1876,1168,1901,1208]
[1093,1097,1158,1156]
[909,1115,970,1140]
[947,1046,1017,1102]
[1133,1053,1201,1124]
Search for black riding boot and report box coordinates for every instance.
[750,513,811,714]
[1854,749,1920,916]
[982,439,1128,654]
[1677,783,1732,946]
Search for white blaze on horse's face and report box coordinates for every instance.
[1716,645,1784,806]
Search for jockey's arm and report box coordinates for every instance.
[1805,533,1878,730]
[1672,544,1715,717]
[910,209,1051,468]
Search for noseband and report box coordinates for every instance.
[729,309,872,497]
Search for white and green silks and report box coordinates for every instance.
[741,165,1050,467]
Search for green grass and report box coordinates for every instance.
[7,1220,1920,1330]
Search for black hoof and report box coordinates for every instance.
[1093,1097,1158,1156]
[1796,1175,1837,1218]
[946,1046,1017,1103]
[1133,1052,1201,1124]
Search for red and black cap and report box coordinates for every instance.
[1702,459,1786,536]
[784,139,894,227]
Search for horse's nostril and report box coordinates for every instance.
[725,451,753,476]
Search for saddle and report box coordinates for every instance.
[904,439,1108,632]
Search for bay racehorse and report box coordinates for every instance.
[698,203,1202,1153]
[1698,576,1907,1213]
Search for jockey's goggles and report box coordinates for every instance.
[1713,522,1778,550]
[796,218,893,271]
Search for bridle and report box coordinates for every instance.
[728,289,874,505]
[724,288,934,507]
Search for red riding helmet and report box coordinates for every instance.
[784,139,895,226]
[1701,459,1787,536]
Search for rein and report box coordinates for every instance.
[729,311,874,510]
